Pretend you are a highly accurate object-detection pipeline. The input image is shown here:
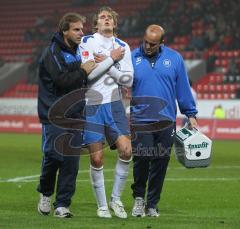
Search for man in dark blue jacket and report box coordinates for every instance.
[131,24,198,217]
[37,12,96,218]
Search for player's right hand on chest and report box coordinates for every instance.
[81,60,97,75]
[110,47,125,62]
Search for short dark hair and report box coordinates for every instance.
[92,6,118,35]
[58,12,86,33]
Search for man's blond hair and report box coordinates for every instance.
[92,6,118,35]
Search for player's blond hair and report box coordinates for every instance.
[92,6,118,36]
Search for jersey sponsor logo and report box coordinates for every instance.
[163,59,171,67]
[82,51,89,59]
[136,57,142,65]
[114,62,121,70]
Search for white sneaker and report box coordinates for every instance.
[109,200,127,218]
[132,197,145,217]
[146,208,160,217]
[54,207,73,218]
[97,206,112,218]
[38,194,51,215]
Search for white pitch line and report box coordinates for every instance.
[1,165,240,183]
[166,178,240,181]
[6,175,39,182]
[170,165,240,170]
[2,169,115,183]
[1,177,240,183]
[79,178,240,182]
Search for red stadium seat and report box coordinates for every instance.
[223,93,230,99]
[216,93,223,99]
[230,93,236,99]
[233,50,240,58]
[210,93,216,99]
[216,85,223,92]
[209,85,216,92]
[220,51,227,58]
[216,74,223,84]
[209,75,217,84]
[223,84,230,92]
[196,84,203,93]
[227,51,235,58]
[197,93,203,99]
[203,93,209,99]
[203,84,209,93]
[215,59,229,68]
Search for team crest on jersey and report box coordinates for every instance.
[114,62,121,70]
[136,57,142,65]
[163,59,171,67]
[82,51,89,59]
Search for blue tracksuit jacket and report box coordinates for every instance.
[131,45,197,123]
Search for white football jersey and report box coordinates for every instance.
[80,32,133,105]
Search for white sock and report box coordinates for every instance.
[90,165,107,208]
[111,158,131,202]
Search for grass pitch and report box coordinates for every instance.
[0,133,239,229]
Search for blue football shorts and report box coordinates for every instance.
[83,100,130,147]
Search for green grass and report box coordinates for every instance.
[0,133,240,228]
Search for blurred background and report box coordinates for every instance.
[0,0,239,140]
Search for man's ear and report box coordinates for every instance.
[160,35,165,44]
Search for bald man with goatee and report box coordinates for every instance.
[130,24,198,217]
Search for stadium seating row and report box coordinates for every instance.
[196,84,239,93]
[198,93,236,100]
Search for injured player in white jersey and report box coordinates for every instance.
[79,6,133,219]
